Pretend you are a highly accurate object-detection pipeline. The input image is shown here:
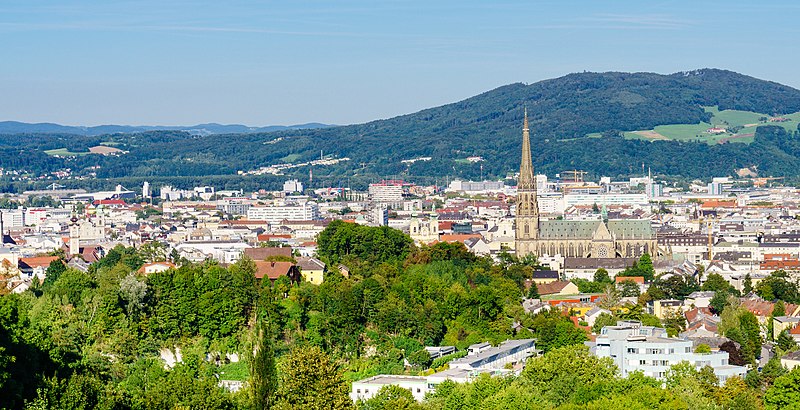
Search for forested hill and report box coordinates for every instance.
[3,68,800,191]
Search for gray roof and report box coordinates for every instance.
[538,219,653,240]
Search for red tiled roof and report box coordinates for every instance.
[19,256,60,270]
[537,280,573,295]
[244,247,292,260]
[93,199,127,206]
[439,233,482,243]
[254,261,295,280]
[615,276,644,284]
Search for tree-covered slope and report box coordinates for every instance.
[3,68,800,189]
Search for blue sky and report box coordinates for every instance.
[2,0,799,126]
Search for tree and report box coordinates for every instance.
[42,259,67,289]
[720,340,747,367]
[250,314,278,410]
[361,384,421,410]
[618,280,640,298]
[636,253,655,282]
[596,285,621,310]
[119,274,147,318]
[593,268,611,284]
[521,344,617,406]
[769,300,787,341]
[528,310,588,353]
[527,282,539,299]
[702,273,734,293]
[591,313,618,334]
[765,367,800,409]
[777,329,798,353]
[756,270,800,303]
[709,291,730,315]
[694,344,711,354]
[743,273,753,295]
[275,346,353,410]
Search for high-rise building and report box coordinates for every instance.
[283,179,304,194]
[142,181,151,199]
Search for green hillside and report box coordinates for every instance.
[3,68,800,191]
[621,106,799,145]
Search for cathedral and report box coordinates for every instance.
[515,110,657,259]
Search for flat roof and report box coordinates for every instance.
[353,375,427,385]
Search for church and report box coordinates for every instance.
[515,110,657,259]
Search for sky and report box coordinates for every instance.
[2,0,799,126]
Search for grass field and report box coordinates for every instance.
[280,153,302,163]
[621,106,799,145]
[44,148,91,156]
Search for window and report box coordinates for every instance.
[357,389,361,394]
[639,360,646,365]
[417,388,421,393]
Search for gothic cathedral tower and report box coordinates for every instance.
[515,108,539,257]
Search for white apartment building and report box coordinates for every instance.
[0,209,24,229]
[368,183,403,203]
[283,179,304,194]
[592,322,746,383]
[350,339,537,403]
[246,202,319,223]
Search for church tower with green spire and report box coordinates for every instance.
[515,108,540,257]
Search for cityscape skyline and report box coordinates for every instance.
[3,0,800,126]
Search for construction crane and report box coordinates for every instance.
[561,170,588,183]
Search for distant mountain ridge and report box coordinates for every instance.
[3,68,800,191]
[0,121,332,136]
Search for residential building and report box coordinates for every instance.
[246,201,319,223]
[592,322,746,382]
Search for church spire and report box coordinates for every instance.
[515,106,540,255]
[518,108,535,191]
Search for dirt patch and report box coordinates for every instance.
[89,145,124,155]
[633,130,670,140]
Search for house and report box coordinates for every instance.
[138,261,177,275]
[18,256,60,280]
[585,307,612,327]
[685,291,716,309]
[681,307,719,338]
[530,270,560,285]
[254,260,301,283]
[243,246,293,261]
[296,256,325,285]
[522,298,551,315]
[350,375,429,403]
[781,349,800,370]
[536,280,580,296]
[653,299,684,319]
[773,316,800,340]
[591,321,746,383]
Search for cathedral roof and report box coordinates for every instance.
[538,219,654,240]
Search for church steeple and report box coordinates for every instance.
[515,107,540,256]
[518,108,535,191]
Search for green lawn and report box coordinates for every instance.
[44,148,91,156]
